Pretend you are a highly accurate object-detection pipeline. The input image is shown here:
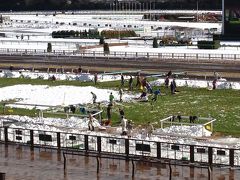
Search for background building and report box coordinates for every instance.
[0,0,221,11]
[223,0,240,37]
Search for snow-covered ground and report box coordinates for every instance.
[0,85,136,109]
[0,70,128,82]
[1,70,239,90]
[0,72,239,165]
[0,12,239,162]
[1,114,240,166]
[151,78,240,90]
[0,12,239,59]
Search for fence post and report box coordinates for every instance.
[229,149,234,167]
[234,54,236,60]
[57,132,61,152]
[190,145,194,163]
[131,160,135,178]
[4,127,8,144]
[97,136,101,153]
[209,54,211,60]
[208,147,213,167]
[84,135,89,151]
[97,156,100,174]
[196,54,198,60]
[172,53,174,59]
[125,139,129,160]
[0,173,5,180]
[169,162,172,180]
[157,142,161,159]
[30,130,34,151]
[63,152,66,170]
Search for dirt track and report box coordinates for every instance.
[0,55,240,80]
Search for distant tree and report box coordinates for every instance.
[99,36,105,45]
[47,42,52,52]
[153,37,158,48]
[103,43,110,54]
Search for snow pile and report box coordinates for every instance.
[150,78,240,90]
[0,70,127,82]
[0,85,136,109]
[155,125,212,137]
[1,115,101,133]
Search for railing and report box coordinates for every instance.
[0,126,239,167]
[0,48,239,61]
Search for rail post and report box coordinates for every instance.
[4,127,8,145]
[84,135,89,151]
[169,162,172,180]
[125,139,129,160]
[131,159,135,178]
[96,156,100,174]
[208,166,212,180]
[97,136,101,153]
[190,145,194,163]
[0,173,5,180]
[63,152,66,170]
[30,130,34,151]
[229,149,234,167]
[57,132,61,152]
[157,142,161,159]
[208,147,213,167]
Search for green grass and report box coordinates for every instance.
[0,77,240,136]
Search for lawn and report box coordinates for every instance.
[0,77,239,136]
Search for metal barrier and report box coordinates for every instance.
[0,126,239,167]
[0,48,239,61]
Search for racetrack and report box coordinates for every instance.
[1,54,240,73]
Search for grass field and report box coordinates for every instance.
[0,78,239,136]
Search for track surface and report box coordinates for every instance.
[0,55,240,79]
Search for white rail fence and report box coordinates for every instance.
[0,48,239,61]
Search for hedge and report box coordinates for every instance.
[52,29,100,39]
[197,40,220,49]
[100,30,137,39]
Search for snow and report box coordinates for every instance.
[0,85,135,109]
[0,11,239,164]
[1,115,101,133]
[0,70,127,82]
[154,125,212,137]
[150,78,240,90]
[87,45,240,55]
[0,77,239,165]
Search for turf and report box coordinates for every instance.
[0,77,239,136]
